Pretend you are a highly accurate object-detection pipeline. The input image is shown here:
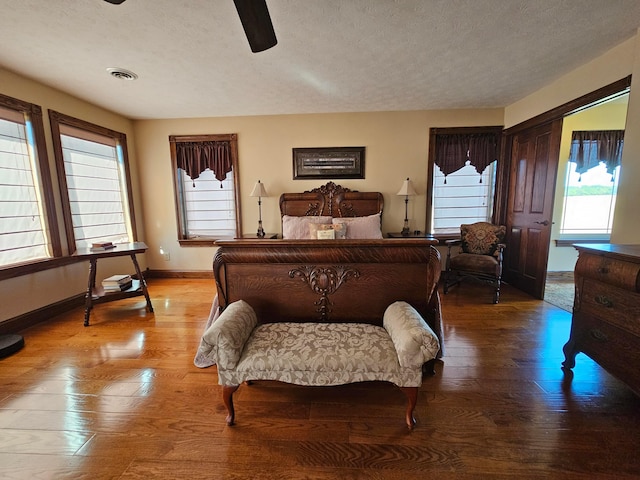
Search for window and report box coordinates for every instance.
[169,134,241,243]
[432,160,496,234]
[559,129,624,238]
[49,111,136,253]
[0,94,59,267]
[427,127,502,235]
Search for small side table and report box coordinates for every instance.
[73,242,154,326]
[387,232,437,240]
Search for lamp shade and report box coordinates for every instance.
[396,178,416,196]
[249,180,268,197]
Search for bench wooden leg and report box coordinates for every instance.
[399,387,418,430]
[222,385,240,426]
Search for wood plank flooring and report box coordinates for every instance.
[0,278,638,479]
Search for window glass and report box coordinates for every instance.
[427,127,501,236]
[50,111,136,253]
[170,134,241,241]
[178,167,237,238]
[0,106,50,266]
[560,161,619,236]
[432,161,496,235]
[557,91,628,242]
[60,131,132,248]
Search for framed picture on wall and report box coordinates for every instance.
[292,147,365,179]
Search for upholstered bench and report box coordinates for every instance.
[197,299,440,429]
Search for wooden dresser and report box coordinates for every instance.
[562,244,640,396]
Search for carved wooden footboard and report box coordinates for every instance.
[213,238,443,354]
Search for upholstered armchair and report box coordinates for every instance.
[443,222,506,304]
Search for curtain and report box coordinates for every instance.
[569,130,624,177]
[435,132,499,183]
[175,141,232,186]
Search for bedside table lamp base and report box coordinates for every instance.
[257,215,265,238]
[397,178,416,237]
[401,197,410,236]
[250,180,269,239]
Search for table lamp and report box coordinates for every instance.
[396,177,416,236]
[249,180,269,238]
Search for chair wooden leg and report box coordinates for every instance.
[222,385,240,426]
[444,270,461,295]
[399,386,418,430]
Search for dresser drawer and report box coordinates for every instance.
[575,254,640,292]
[572,313,640,395]
[579,278,640,337]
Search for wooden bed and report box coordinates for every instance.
[198,182,444,427]
[211,181,443,350]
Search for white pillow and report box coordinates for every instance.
[383,301,440,368]
[333,213,383,239]
[199,299,257,369]
[282,215,332,239]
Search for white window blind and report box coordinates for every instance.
[0,107,50,266]
[432,161,496,235]
[60,125,132,249]
[179,167,236,238]
[560,161,619,236]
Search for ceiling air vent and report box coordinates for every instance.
[107,67,138,80]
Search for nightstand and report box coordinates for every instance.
[387,232,436,240]
[239,233,279,239]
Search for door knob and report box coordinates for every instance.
[534,220,550,226]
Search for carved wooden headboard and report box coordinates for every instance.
[279,181,384,218]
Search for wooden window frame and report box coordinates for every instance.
[426,126,503,239]
[49,110,137,254]
[0,93,61,275]
[169,134,242,245]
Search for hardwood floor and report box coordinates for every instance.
[0,278,638,479]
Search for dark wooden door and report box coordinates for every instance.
[504,120,562,299]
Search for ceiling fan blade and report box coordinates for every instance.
[104,0,127,4]
[233,0,278,53]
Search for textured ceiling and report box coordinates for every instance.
[1,0,639,119]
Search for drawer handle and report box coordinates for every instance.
[597,267,609,274]
[594,295,614,308]
[589,329,608,342]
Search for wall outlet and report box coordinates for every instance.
[159,246,170,261]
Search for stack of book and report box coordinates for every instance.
[101,274,133,292]
[90,241,117,251]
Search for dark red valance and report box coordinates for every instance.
[570,130,624,176]
[175,141,232,184]
[435,132,500,181]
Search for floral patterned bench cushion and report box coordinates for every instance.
[199,299,439,389]
[227,322,422,387]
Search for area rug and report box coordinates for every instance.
[544,281,574,313]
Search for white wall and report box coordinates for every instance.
[133,109,503,271]
[611,31,640,243]
[504,36,636,128]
